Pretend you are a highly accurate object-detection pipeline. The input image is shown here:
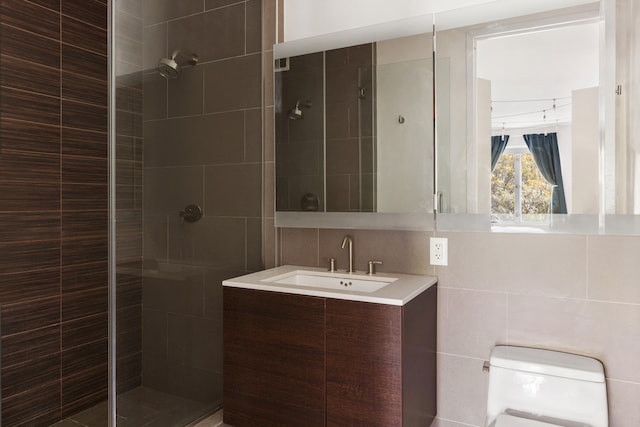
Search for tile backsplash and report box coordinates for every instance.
[279,228,640,427]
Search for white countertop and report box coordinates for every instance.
[222,265,437,306]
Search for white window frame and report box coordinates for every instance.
[493,146,550,224]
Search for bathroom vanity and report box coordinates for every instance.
[222,266,437,426]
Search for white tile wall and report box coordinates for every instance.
[436,354,489,426]
[438,288,508,359]
[507,294,640,383]
[278,228,640,426]
[435,231,640,427]
[607,379,640,425]
[436,232,588,298]
[587,235,640,304]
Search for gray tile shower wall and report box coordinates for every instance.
[278,228,640,426]
[0,0,113,424]
[141,0,264,404]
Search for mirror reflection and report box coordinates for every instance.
[483,24,599,221]
[435,3,603,223]
[275,36,434,213]
[274,0,640,232]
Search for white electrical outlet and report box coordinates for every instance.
[430,237,448,266]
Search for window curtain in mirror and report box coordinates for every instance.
[491,135,510,172]
[523,133,567,214]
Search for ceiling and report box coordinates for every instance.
[283,0,597,40]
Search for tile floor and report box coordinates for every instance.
[50,387,220,427]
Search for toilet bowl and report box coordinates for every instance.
[486,346,608,427]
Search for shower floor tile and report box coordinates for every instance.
[50,386,219,427]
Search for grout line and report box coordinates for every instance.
[143,2,245,27]
[505,292,510,345]
[243,110,247,162]
[277,227,282,265]
[585,235,590,299]
[143,106,262,123]
[59,5,65,416]
[316,228,320,266]
[436,352,490,364]
[606,377,640,386]
[435,416,480,427]
[245,217,249,271]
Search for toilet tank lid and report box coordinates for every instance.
[490,346,605,383]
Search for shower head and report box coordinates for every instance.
[158,56,179,79]
[157,51,199,79]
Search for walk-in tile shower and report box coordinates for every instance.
[108,0,265,424]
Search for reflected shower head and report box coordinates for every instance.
[288,101,303,120]
[288,100,311,120]
[158,51,198,79]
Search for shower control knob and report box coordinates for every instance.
[179,204,203,223]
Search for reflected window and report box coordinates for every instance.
[491,148,551,222]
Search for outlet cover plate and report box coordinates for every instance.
[430,237,448,266]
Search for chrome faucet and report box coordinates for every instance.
[341,235,354,273]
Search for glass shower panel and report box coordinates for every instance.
[111,0,263,425]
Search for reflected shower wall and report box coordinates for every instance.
[276,44,376,212]
[275,52,325,211]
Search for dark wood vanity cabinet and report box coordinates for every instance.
[223,288,326,426]
[223,285,437,426]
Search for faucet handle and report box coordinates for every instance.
[328,258,337,272]
[367,260,382,275]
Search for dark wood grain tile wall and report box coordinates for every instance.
[0,0,120,424]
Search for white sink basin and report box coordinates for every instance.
[262,270,397,293]
[223,265,437,306]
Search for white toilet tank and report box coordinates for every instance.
[486,346,608,427]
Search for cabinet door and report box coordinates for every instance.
[223,288,326,427]
[326,299,403,426]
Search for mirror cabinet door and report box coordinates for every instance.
[434,2,608,225]
[275,39,434,214]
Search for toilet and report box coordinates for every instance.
[486,345,608,427]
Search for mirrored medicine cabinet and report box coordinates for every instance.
[273,0,640,235]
